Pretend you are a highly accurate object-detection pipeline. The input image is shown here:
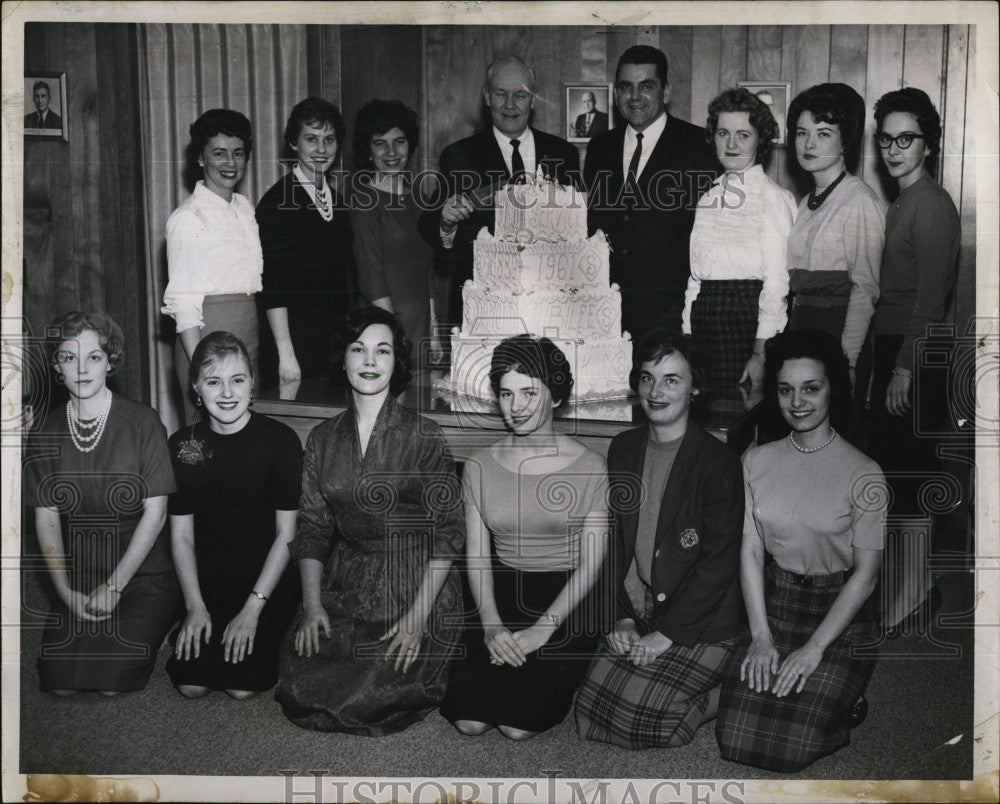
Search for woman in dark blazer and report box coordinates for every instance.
[574,330,745,749]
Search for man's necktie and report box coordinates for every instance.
[510,138,525,183]
[626,132,643,183]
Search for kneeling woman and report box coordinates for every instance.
[440,335,610,739]
[715,329,885,772]
[275,307,464,734]
[166,332,303,698]
[25,311,180,695]
[574,331,746,748]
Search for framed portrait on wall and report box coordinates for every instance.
[737,80,791,145]
[24,72,68,141]
[566,83,613,143]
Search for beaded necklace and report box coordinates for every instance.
[66,388,113,453]
[789,427,837,454]
[807,170,847,210]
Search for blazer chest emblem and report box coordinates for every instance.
[679,528,699,549]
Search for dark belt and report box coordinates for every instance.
[773,565,851,588]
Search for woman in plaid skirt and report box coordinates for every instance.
[574,331,747,749]
[683,88,797,393]
[715,329,886,772]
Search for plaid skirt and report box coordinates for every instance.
[715,565,876,772]
[690,279,762,391]
[574,634,741,749]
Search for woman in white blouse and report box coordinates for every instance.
[684,87,797,392]
[162,109,263,423]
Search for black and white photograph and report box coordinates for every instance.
[23,72,67,140]
[566,83,612,142]
[736,80,790,145]
[3,2,998,803]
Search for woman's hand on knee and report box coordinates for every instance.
[176,607,212,660]
[740,636,779,692]
[773,645,823,697]
[294,606,331,658]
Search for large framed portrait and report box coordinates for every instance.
[566,83,613,143]
[24,71,68,141]
[738,80,791,145]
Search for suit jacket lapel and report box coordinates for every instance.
[616,428,646,566]
[479,130,510,183]
[608,127,628,197]
[653,426,700,546]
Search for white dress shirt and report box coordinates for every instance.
[493,126,536,176]
[162,181,263,333]
[684,164,798,339]
[622,111,667,180]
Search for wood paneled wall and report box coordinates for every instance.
[19,23,978,404]
[328,23,976,329]
[23,23,148,403]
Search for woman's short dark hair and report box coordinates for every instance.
[46,310,125,376]
[488,334,574,407]
[282,97,346,159]
[352,99,419,170]
[787,82,866,173]
[186,108,253,164]
[330,306,413,396]
[874,87,942,160]
[705,86,780,164]
[629,329,709,414]
[763,328,852,431]
[188,331,253,388]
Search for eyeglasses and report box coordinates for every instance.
[876,132,924,150]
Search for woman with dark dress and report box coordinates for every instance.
[350,100,436,368]
[785,84,885,380]
[256,98,354,388]
[24,311,180,695]
[275,307,464,734]
[574,331,745,748]
[684,87,797,392]
[440,335,610,740]
[715,329,886,772]
[166,331,303,698]
[866,88,960,631]
[163,109,263,423]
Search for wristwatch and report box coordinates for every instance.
[105,582,121,594]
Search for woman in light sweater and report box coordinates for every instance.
[785,83,885,384]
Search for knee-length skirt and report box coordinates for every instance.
[440,562,600,733]
[575,633,741,749]
[715,565,876,772]
[690,279,762,392]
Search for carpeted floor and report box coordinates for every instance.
[18,570,974,782]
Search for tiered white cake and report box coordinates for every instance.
[450,169,632,400]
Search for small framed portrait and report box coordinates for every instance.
[24,72,68,141]
[738,81,791,146]
[566,83,613,143]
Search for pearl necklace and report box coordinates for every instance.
[66,388,113,453]
[789,427,837,454]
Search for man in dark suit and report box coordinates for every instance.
[574,331,745,748]
[573,91,609,138]
[418,55,580,330]
[584,46,717,343]
[25,81,62,130]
